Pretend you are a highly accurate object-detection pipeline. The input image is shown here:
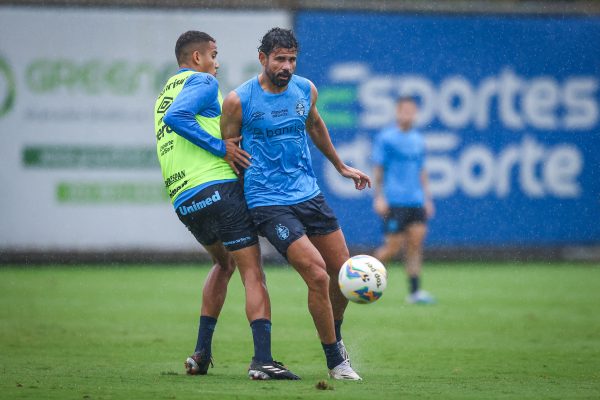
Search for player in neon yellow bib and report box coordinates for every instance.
[154,31,298,380]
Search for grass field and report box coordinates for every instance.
[1,262,599,399]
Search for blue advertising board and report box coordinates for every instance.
[295,12,600,247]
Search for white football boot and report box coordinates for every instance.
[329,359,362,380]
[406,290,436,305]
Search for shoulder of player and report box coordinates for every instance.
[222,89,241,112]
[291,75,314,92]
[410,128,425,139]
[186,72,219,89]
[378,125,398,139]
[232,76,258,98]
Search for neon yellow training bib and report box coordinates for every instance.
[154,70,236,203]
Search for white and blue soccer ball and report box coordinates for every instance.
[338,255,387,304]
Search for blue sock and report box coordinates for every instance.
[334,319,343,342]
[250,319,273,363]
[322,342,344,369]
[194,316,217,355]
[409,276,420,294]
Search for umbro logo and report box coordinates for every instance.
[251,111,265,121]
[157,97,173,114]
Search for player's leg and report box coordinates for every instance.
[405,222,427,280]
[229,244,269,322]
[404,214,434,304]
[374,232,405,263]
[374,207,405,263]
[250,204,360,379]
[308,229,348,322]
[286,236,336,345]
[287,235,361,379]
[185,241,236,375]
[219,182,299,380]
[308,229,357,368]
[176,188,237,375]
[308,229,350,360]
[201,242,237,318]
[295,193,349,332]
[291,195,361,380]
[229,243,299,380]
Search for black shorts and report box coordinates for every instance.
[249,193,340,257]
[176,181,258,251]
[383,206,427,234]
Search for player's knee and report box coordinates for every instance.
[308,268,330,292]
[215,257,236,276]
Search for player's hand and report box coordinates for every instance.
[373,195,389,217]
[223,136,251,175]
[339,164,371,190]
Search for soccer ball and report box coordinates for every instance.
[338,255,387,304]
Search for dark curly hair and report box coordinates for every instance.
[175,31,215,65]
[258,27,298,56]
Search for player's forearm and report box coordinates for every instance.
[421,170,432,201]
[309,123,344,171]
[164,111,226,157]
[163,74,226,157]
[373,167,384,198]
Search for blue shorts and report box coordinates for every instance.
[249,193,340,257]
[176,181,258,251]
[384,206,427,234]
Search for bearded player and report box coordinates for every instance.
[221,28,371,380]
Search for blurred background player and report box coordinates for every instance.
[155,30,299,380]
[221,27,371,380]
[372,97,436,305]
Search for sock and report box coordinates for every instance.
[194,315,217,355]
[334,319,343,342]
[322,341,344,369]
[409,276,420,294]
[250,319,273,363]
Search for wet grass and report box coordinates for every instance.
[1,262,599,399]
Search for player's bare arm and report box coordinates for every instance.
[421,169,435,218]
[221,91,249,174]
[373,166,389,217]
[305,82,371,191]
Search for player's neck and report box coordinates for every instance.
[398,123,412,132]
[258,73,288,94]
[178,63,211,75]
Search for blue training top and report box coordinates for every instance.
[163,68,226,158]
[235,75,319,208]
[372,125,426,207]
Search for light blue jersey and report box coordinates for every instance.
[372,126,425,206]
[235,75,319,208]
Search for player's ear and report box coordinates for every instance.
[258,51,267,67]
[192,50,200,65]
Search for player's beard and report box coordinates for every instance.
[266,69,291,88]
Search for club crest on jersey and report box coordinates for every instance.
[275,224,290,240]
[295,100,305,116]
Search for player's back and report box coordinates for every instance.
[235,75,319,208]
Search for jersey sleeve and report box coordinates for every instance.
[163,74,226,157]
[371,132,385,166]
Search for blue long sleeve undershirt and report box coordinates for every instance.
[163,69,226,157]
